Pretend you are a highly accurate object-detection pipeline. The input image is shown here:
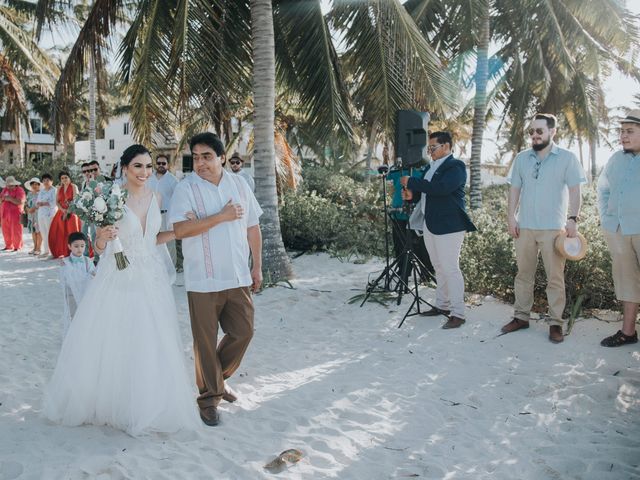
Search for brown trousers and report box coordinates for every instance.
[187,287,254,409]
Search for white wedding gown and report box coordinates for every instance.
[43,194,201,435]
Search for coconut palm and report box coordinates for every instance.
[35,0,458,280]
[0,0,58,165]
[408,0,640,208]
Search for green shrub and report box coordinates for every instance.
[279,166,386,257]
[280,168,617,313]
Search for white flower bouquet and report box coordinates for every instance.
[69,180,130,270]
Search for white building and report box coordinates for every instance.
[0,114,62,168]
[75,114,255,175]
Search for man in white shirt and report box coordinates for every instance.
[170,132,262,427]
[229,152,255,191]
[148,154,179,265]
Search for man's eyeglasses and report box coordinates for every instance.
[156,162,167,166]
[84,168,98,174]
[427,144,443,153]
[527,128,545,136]
[532,159,542,179]
[229,160,242,165]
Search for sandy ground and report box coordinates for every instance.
[0,235,639,480]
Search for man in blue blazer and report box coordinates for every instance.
[400,131,476,329]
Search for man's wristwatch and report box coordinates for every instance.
[567,216,579,223]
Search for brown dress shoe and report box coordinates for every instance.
[200,406,220,426]
[501,318,530,334]
[421,307,451,317]
[442,316,465,329]
[549,325,564,344]
[222,385,238,403]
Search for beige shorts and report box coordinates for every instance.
[603,229,640,303]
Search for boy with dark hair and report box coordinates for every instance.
[59,232,96,337]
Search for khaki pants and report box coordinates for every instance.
[603,229,640,303]
[514,229,565,325]
[187,287,254,409]
[423,228,467,318]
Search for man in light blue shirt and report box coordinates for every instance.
[502,113,586,344]
[597,109,640,347]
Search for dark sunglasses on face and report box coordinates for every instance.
[229,160,242,165]
[528,128,545,136]
[156,162,167,166]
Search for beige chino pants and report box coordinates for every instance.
[513,229,565,326]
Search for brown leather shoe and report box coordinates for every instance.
[549,325,564,344]
[421,307,451,317]
[200,406,220,426]
[442,316,465,329]
[222,385,238,403]
[501,318,530,334]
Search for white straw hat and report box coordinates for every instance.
[24,177,42,191]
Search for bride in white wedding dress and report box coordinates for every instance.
[43,145,201,435]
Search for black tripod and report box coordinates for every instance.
[360,174,435,326]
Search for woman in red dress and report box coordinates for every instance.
[0,176,26,251]
[48,171,81,258]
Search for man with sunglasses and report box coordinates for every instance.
[503,113,586,344]
[597,109,640,348]
[400,131,476,330]
[228,152,255,192]
[148,154,180,266]
[88,160,112,182]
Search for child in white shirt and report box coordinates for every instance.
[59,232,96,337]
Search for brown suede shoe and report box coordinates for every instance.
[421,307,451,317]
[549,325,564,344]
[442,316,465,329]
[200,406,220,426]
[501,318,530,334]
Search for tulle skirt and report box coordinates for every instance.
[43,248,201,436]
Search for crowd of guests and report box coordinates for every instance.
[2,112,638,352]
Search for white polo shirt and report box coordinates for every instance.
[169,170,262,293]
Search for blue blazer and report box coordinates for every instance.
[406,155,477,235]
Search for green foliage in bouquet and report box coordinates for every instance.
[69,180,130,270]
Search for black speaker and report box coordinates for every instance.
[395,110,429,167]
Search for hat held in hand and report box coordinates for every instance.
[555,231,588,261]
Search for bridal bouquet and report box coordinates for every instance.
[69,180,130,270]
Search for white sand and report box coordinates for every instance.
[1,238,639,479]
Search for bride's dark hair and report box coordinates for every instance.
[120,144,150,167]
[118,144,150,179]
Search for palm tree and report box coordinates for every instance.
[408,0,640,208]
[36,0,458,280]
[0,0,58,166]
[252,0,292,280]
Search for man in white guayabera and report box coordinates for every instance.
[170,132,263,427]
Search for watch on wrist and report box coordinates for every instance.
[568,215,578,223]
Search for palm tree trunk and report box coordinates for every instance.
[251,0,293,281]
[89,52,97,163]
[364,120,378,182]
[469,1,490,210]
[589,137,597,181]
